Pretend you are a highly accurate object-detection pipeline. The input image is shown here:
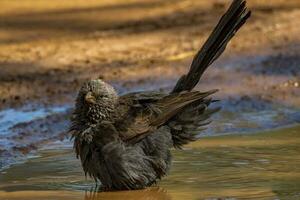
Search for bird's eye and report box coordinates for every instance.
[97,94,108,99]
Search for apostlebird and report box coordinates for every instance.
[70,0,251,190]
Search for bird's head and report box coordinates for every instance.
[79,79,118,105]
[73,79,118,124]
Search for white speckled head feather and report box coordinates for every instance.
[84,79,118,101]
[72,79,118,127]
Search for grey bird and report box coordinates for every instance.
[69,0,251,190]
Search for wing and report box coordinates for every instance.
[114,91,167,140]
[115,90,218,143]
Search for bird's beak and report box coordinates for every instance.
[85,92,96,104]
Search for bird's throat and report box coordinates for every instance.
[86,103,114,124]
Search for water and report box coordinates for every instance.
[0,125,299,200]
[0,106,69,136]
[0,105,71,170]
[203,106,300,136]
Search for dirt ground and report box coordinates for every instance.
[0,0,299,109]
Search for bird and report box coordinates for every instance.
[69,0,251,191]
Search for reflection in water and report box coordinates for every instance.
[84,187,171,200]
[0,125,299,199]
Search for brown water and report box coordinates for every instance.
[0,125,300,200]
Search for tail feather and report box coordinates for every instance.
[172,0,251,93]
[170,103,221,149]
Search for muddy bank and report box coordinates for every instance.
[1,0,300,109]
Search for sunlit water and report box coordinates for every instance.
[0,106,69,136]
[0,125,299,200]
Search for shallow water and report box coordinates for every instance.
[0,105,71,169]
[0,125,299,200]
[0,106,69,136]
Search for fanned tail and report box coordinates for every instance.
[169,0,251,148]
[172,0,251,93]
[169,97,220,148]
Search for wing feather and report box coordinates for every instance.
[116,90,218,142]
